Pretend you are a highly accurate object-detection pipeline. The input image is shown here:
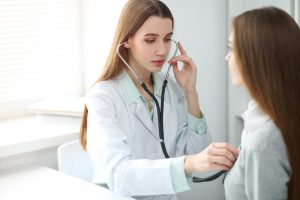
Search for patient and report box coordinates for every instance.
[223,7,300,200]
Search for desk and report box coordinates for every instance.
[0,166,135,200]
[0,115,78,158]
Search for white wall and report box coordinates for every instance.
[164,0,228,143]
[163,1,228,199]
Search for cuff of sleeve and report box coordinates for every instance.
[170,156,191,193]
[188,113,207,135]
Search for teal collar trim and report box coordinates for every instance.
[152,72,163,98]
[117,70,140,105]
[117,70,164,105]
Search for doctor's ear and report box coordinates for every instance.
[124,37,133,48]
[124,41,130,48]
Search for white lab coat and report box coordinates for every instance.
[86,71,211,200]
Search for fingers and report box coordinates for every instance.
[212,143,239,157]
[178,42,187,55]
[209,147,236,163]
[168,42,189,64]
[172,61,179,74]
[204,143,239,171]
[169,55,193,65]
[168,42,197,71]
[207,163,230,171]
[208,155,234,169]
[168,55,196,73]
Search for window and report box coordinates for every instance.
[0,0,81,118]
[81,0,127,91]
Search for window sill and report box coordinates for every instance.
[0,115,80,158]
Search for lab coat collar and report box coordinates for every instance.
[117,70,140,105]
[117,70,163,106]
[117,70,171,139]
[152,72,163,98]
[135,99,159,139]
[134,93,172,140]
[242,100,271,132]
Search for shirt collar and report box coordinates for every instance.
[242,100,271,132]
[117,70,163,105]
[152,72,163,98]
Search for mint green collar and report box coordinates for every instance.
[117,70,163,105]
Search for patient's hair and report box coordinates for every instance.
[232,7,300,199]
[80,0,173,149]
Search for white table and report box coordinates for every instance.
[0,166,135,200]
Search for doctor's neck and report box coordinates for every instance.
[125,67,153,88]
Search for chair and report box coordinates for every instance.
[57,140,94,182]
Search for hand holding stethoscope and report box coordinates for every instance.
[184,143,239,175]
[168,42,197,95]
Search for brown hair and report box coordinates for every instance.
[232,7,300,199]
[80,0,173,150]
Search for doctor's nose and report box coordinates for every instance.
[155,42,169,57]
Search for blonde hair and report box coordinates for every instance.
[80,0,174,150]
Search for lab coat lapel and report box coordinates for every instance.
[162,101,171,127]
[152,72,171,132]
[152,95,171,140]
[134,99,159,140]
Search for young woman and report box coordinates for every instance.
[224,7,300,200]
[80,0,238,199]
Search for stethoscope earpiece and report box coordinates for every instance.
[124,41,129,48]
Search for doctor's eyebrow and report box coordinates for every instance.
[144,32,173,37]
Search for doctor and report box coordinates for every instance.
[80,0,238,199]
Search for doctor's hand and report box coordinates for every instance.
[184,143,239,174]
[168,42,197,95]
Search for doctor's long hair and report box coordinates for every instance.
[232,7,300,199]
[80,0,173,150]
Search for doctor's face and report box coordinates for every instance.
[125,16,173,75]
[225,33,244,86]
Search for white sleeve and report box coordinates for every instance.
[86,90,176,197]
[175,95,212,156]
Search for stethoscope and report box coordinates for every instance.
[116,40,224,182]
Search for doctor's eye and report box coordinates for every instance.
[164,38,172,43]
[145,39,155,43]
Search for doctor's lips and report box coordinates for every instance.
[152,60,165,67]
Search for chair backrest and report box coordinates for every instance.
[57,140,94,182]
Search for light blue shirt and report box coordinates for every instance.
[118,71,208,192]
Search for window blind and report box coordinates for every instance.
[0,0,81,118]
